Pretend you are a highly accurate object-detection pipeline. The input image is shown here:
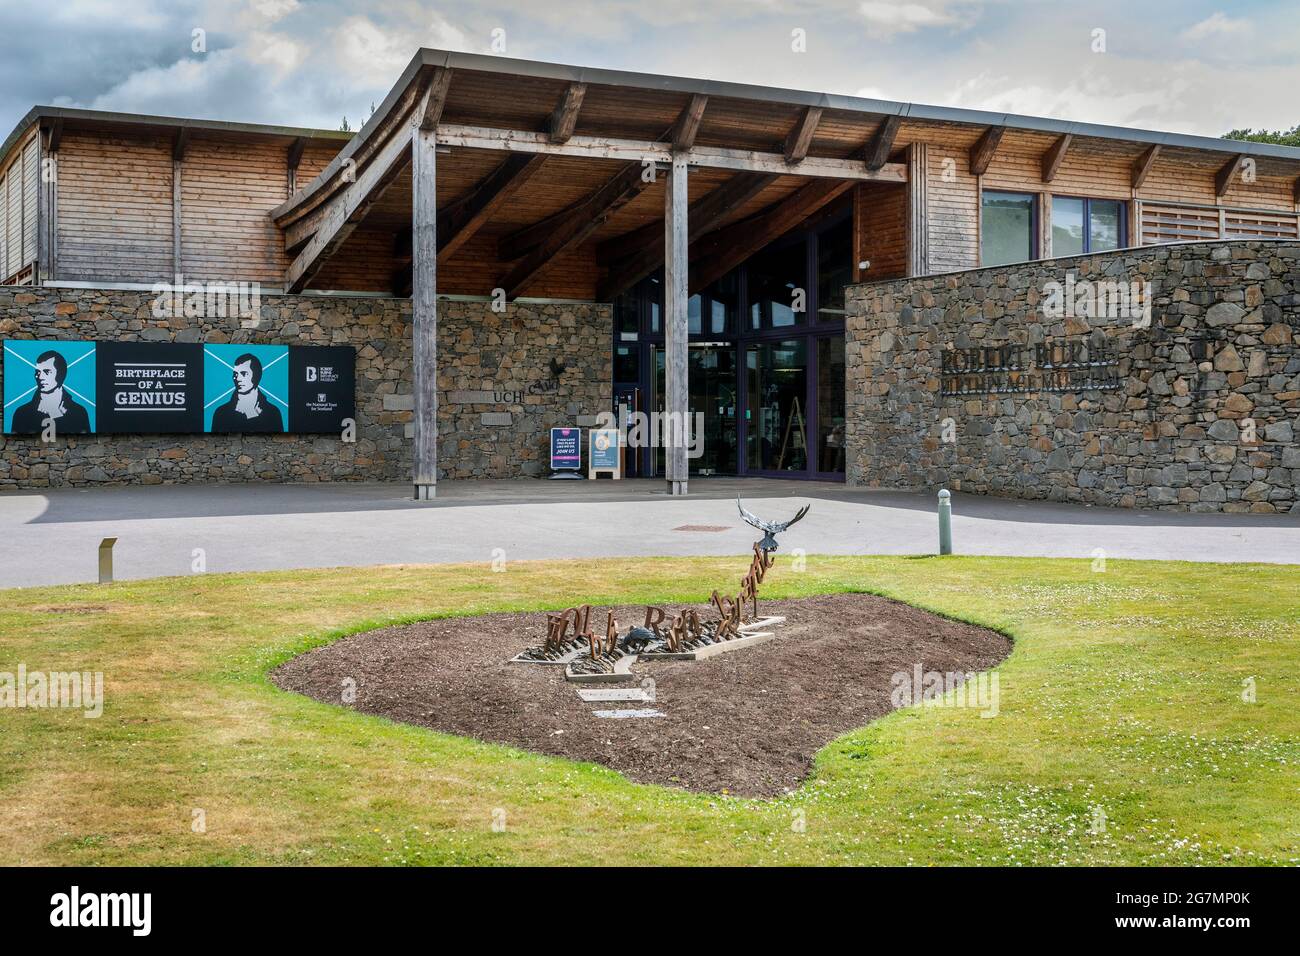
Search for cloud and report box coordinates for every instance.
[0,0,1298,144]
[857,1,975,38]
[250,0,300,20]
[1181,11,1252,42]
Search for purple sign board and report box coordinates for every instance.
[550,427,582,471]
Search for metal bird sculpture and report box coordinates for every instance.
[736,497,810,553]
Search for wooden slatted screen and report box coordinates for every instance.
[1224,207,1300,240]
[1139,202,1221,244]
[1142,201,1300,245]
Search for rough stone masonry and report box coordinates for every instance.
[845,239,1300,513]
[0,288,610,488]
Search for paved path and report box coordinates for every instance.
[0,478,1295,589]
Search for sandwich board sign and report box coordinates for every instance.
[589,427,621,479]
[549,427,582,479]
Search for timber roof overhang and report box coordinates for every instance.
[275,46,1300,224]
[0,105,350,164]
[269,48,1300,297]
[8,49,1300,299]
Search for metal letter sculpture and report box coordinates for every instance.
[510,500,810,680]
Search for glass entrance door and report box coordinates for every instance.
[648,343,738,477]
[814,334,846,477]
[744,339,808,474]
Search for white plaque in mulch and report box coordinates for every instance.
[592,708,664,719]
[577,687,653,703]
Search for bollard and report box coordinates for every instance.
[937,490,952,555]
[98,537,117,584]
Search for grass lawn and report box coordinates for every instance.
[1,555,1297,866]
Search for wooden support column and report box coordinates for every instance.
[907,142,929,276]
[663,154,689,497]
[411,121,438,500]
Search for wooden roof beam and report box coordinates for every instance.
[499,163,654,298]
[784,106,822,164]
[274,72,430,227]
[858,115,901,171]
[1131,144,1161,189]
[1041,133,1071,183]
[433,124,906,182]
[42,118,63,153]
[689,178,854,293]
[597,170,774,264]
[284,122,414,292]
[968,126,1004,176]
[379,153,551,287]
[440,153,549,263]
[597,172,779,300]
[287,136,306,172]
[670,94,708,151]
[419,67,453,130]
[1215,153,1248,199]
[548,82,587,143]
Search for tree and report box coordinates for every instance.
[339,116,352,133]
[1223,124,1300,147]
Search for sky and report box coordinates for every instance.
[1,0,1296,140]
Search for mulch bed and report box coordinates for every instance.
[272,593,1011,797]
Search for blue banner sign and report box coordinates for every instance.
[550,427,582,471]
[3,339,354,435]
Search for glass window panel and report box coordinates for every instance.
[746,238,808,329]
[817,217,852,322]
[688,294,702,335]
[614,293,639,335]
[1052,196,1085,257]
[1089,199,1122,252]
[982,192,1034,266]
[816,336,846,474]
[745,339,807,472]
[710,300,729,335]
[645,275,662,334]
[613,345,638,383]
[707,271,738,335]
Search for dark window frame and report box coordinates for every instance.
[1051,194,1128,254]
[981,189,1039,266]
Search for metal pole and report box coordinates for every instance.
[98,537,117,584]
[937,490,952,555]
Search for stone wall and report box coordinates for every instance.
[846,240,1300,512]
[0,287,611,488]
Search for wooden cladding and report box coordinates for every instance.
[854,180,907,281]
[1140,201,1300,244]
[0,132,38,283]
